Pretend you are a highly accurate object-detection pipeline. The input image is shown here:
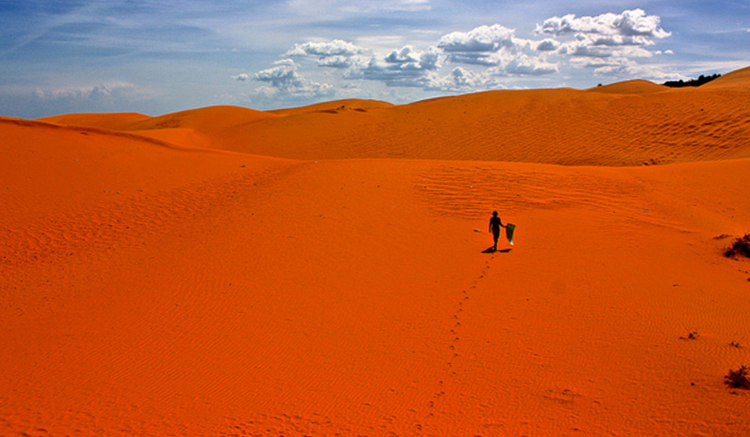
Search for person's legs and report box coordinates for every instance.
[493,231,499,250]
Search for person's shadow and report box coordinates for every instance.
[483,246,512,254]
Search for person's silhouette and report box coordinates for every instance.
[489,211,506,251]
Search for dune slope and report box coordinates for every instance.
[585,79,668,94]
[40,105,279,149]
[214,83,750,165]
[39,73,750,166]
[3,67,750,436]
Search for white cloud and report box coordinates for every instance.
[532,9,672,78]
[384,45,420,64]
[242,8,673,102]
[254,59,335,98]
[424,67,500,92]
[32,81,150,103]
[587,34,654,47]
[317,55,357,68]
[571,57,679,81]
[286,40,369,69]
[384,45,440,70]
[438,24,517,53]
[535,39,560,51]
[285,40,441,89]
[286,40,365,58]
[446,52,502,66]
[356,56,434,88]
[255,59,299,87]
[23,81,161,116]
[536,9,670,39]
[419,47,441,70]
[348,45,442,88]
[436,24,555,77]
[503,55,559,76]
[559,37,658,59]
[233,73,250,81]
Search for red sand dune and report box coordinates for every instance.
[2,67,750,436]
[585,79,668,94]
[704,65,750,89]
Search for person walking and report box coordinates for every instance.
[489,211,506,251]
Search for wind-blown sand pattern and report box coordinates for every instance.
[2,67,750,436]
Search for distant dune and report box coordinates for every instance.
[269,98,395,116]
[38,71,750,166]
[38,112,152,131]
[586,79,668,94]
[704,65,750,88]
[2,67,750,436]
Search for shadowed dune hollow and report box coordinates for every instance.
[2,66,750,436]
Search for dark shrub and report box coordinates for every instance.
[725,366,750,389]
[663,73,721,88]
[725,234,750,258]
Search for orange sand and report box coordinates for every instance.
[2,67,750,436]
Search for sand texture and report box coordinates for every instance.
[3,67,750,436]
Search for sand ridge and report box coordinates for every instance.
[704,65,750,89]
[3,66,750,436]
[585,79,668,94]
[41,76,750,165]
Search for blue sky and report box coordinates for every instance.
[1,0,748,118]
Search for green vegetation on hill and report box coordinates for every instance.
[663,73,721,88]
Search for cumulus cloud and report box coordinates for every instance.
[35,82,120,99]
[384,45,440,70]
[424,67,499,92]
[535,39,560,51]
[282,41,441,89]
[586,34,654,47]
[384,45,420,64]
[503,55,559,76]
[286,39,368,69]
[337,45,441,89]
[435,24,555,77]
[254,59,334,98]
[356,56,434,88]
[22,81,160,117]
[536,9,670,39]
[418,47,440,70]
[438,24,517,53]
[570,56,678,81]
[255,59,299,88]
[242,8,672,102]
[558,36,658,58]
[31,81,153,106]
[317,55,357,68]
[286,40,365,58]
[446,52,502,66]
[530,9,672,78]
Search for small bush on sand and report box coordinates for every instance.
[725,366,750,389]
[725,234,750,258]
[680,331,699,340]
